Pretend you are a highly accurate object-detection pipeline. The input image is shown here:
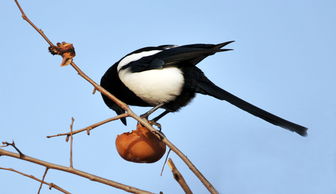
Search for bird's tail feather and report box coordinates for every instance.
[197,81,307,136]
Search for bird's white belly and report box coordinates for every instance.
[118,67,184,105]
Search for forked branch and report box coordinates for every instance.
[12,0,218,193]
[0,167,70,194]
[47,113,129,139]
[0,148,152,194]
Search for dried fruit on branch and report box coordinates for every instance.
[48,42,76,66]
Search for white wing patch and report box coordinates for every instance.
[119,67,184,106]
[117,50,162,71]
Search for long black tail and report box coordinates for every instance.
[196,77,307,136]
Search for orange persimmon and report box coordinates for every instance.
[115,123,166,163]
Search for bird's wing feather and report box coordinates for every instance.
[126,41,234,72]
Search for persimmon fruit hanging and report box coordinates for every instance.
[115,123,166,163]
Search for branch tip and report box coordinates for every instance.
[2,141,25,157]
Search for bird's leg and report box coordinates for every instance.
[140,104,170,130]
[140,103,165,119]
[146,110,170,139]
[151,110,170,122]
[148,110,170,131]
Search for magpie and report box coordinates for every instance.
[100,41,307,136]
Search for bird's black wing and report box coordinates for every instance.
[125,41,234,72]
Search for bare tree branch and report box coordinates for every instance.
[37,167,49,194]
[69,118,75,168]
[14,0,54,47]
[47,113,129,139]
[160,149,172,176]
[12,0,219,193]
[2,141,24,157]
[168,158,193,194]
[0,167,70,194]
[0,148,153,194]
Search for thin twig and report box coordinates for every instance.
[37,167,49,194]
[14,0,54,47]
[160,149,172,176]
[0,167,70,194]
[92,88,97,94]
[13,1,218,193]
[133,113,219,194]
[69,118,75,168]
[47,113,129,138]
[0,148,152,194]
[2,141,24,157]
[168,158,193,194]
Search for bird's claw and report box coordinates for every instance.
[139,114,162,130]
[149,120,162,131]
[152,129,165,140]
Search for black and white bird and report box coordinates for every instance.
[100,41,307,136]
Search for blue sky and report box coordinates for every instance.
[1,0,335,193]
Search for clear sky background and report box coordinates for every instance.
[1,0,335,194]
